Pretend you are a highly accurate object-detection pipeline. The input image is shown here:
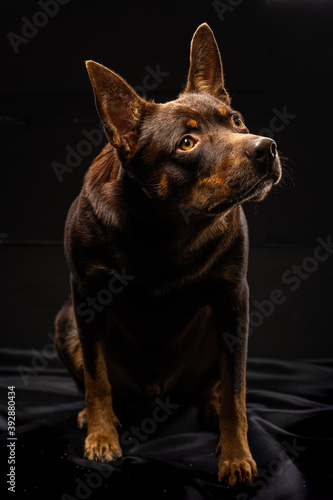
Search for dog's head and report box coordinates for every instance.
[86,24,281,221]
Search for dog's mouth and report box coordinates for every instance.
[206,176,274,216]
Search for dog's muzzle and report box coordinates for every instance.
[245,137,281,185]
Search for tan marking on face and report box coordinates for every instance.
[186,118,198,128]
[189,159,238,209]
[190,173,227,208]
[197,174,225,189]
[157,173,169,198]
[218,107,228,117]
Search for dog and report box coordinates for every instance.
[54,23,281,486]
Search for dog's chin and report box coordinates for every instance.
[206,177,274,216]
[248,182,272,202]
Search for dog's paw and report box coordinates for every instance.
[218,456,258,486]
[77,408,89,429]
[84,432,122,463]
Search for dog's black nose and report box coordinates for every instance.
[245,138,277,170]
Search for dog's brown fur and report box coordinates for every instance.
[55,24,281,486]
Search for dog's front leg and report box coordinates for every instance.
[72,279,122,463]
[214,280,257,486]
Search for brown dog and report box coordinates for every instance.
[55,23,281,486]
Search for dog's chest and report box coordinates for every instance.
[104,292,217,397]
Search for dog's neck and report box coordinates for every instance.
[83,143,241,251]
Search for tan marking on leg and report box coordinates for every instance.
[217,352,257,485]
[77,407,89,429]
[84,342,122,462]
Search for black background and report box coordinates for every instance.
[1,3,333,500]
[1,0,333,358]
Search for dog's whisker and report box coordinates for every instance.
[278,152,295,187]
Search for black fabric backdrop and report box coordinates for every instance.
[0,349,332,500]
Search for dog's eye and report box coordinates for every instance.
[232,116,245,129]
[179,136,196,151]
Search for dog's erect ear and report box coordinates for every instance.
[86,61,147,157]
[184,23,230,104]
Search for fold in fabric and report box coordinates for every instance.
[0,349,332,499]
